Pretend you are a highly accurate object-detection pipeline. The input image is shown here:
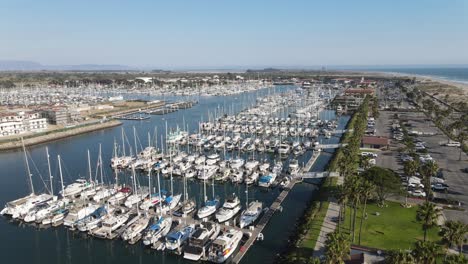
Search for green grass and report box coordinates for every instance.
[343,201,440,250]
[297,177,338,252]
[299,201,330,249]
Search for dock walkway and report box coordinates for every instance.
[231,178,298,264]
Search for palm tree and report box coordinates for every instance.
[324,231,350,264]
[416,202,441,241]
[443,253,468,264]
[420,161,439,202]
[440,220,468,253]
[358,180,375,245]
[345,175,362,242]
[307,257,322,264]
[336,185,349,233]
[385,249,415,264]
[412,240,441,264]
[403,159,419,177]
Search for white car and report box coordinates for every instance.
[361,152,378,158]
[408,182,424,188]
[408,190,426,197]
[445,142,461,147]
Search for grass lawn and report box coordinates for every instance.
[343,201,440,250]
[296,177,338,254]
[299,200,330,249]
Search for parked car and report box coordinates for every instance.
[361,152,378,158]
[408,190,426,197]
[462,168,468,173]
[431,183,449,192]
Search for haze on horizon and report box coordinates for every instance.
[1,0,467,69]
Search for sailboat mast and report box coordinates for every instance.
[87,149,92,183]
[58,155,65,195]
[157,170,163,216]
[99,144,103,185]
[121,127,126,156]
[133,126,138,157]
[203,162,207,202]
[21,138,34,194]
[46,147,53,196]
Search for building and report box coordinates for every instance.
[41,107,81,125]
[344,89,375,97]
[361,136,390,150]
[0,111,48,137]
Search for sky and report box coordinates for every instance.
[1,0,467,69]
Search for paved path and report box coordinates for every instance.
[313,176,343,257]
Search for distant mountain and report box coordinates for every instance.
[0,60,44,71]
[0,60,136,71]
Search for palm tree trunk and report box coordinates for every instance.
[338,203,342,232]
[423,226,427,242]
[358,197,368,245]
[352,205,357,242]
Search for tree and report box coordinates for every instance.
[362,167,400,206]
[440,220,468,253]
[403,159,419,177]
[345,175,362,242]
[443,253,468,264]
[360,155,372,170]
[412,240,441,264]
[324,231,350,264]
[420,161,439,201]
[358,180,375,245]
[385,250,415,264]
[336,185,349,233]
[416,202,441,242]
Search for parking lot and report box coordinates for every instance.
[373,109,468,223]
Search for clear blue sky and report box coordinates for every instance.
[1,0,467,68]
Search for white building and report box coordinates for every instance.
[0,111,48,137]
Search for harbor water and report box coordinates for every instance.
[0,85,349,264]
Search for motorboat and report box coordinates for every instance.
[215,194,241,223]
[91,211,130,239]
[208,229,243,263]
[184,222,221,261]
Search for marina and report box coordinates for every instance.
[0,84,349,264]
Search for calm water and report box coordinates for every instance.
[0,85,349,264]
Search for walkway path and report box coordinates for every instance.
[312,175,344,258]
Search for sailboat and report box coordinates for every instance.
[165,224,196,251]
[142,170,172,246]
[197,170,219,219]
[2,139,53,218]
[239,182,263,228]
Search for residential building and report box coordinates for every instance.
[0,111,48,137]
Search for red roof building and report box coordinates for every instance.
[361,136,389,150]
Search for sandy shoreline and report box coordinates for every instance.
[360,70,468,93]
[0,120,122,151]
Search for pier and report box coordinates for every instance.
[231,177,298,264]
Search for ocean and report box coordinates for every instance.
[358,67,468,84]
